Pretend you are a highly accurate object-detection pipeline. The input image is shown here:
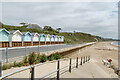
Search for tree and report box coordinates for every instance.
[56,28,61,32]
[20,22,28,26]
[73,31,76,33]
[43,26,52,31]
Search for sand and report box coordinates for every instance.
[61,42,119,78]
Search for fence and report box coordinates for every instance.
[40,56,90,80]
[0,56,90,80]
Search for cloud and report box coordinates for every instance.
[2,2,118,39]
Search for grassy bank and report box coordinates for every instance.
[1,23,105,44]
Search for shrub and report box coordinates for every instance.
[40,54,47,63]
[22,56,28,64]
[13,61,17,67]
[8,63,14,68]
[52,53,61,60]
[47,55,54,61]
[47,53,62,61]
[2,63,13,70]
[28,52,37,65]
[35,54,41,63]
[2,64,8,70]
[17,62,24,67]
[13,61,24,67]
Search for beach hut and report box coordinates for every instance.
[54,35,59,44]
[9,30,23,47]
[58,36,61,44]
[32,33,40,46]
[58,36,64,44]
[39,34,46,45]
[46,34,51,45]
[50,35,55,44]
[61,36,64,44]
[22,32,32,46]
[0,28,10,47]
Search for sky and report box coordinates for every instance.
[1,2,118,39]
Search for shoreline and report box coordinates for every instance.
[110,41,120,48]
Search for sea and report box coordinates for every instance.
[112,41,120,46]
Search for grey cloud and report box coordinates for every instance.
[2,2,118,39]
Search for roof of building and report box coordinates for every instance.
[0,28,10,34]
[22,32,32,36]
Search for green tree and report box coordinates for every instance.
[20,22,28,26]
[43,26,52,31]
[56,28,61,32]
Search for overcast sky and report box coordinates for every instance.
[2,2,118,39]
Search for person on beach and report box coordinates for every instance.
[107,58,112,64]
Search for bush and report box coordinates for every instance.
[28,52,37,65]
[13,61,24,67]
[2,63,13,70]
[47,55,54,61]
[22,56,28,64]
[13,61,16,67]
[52,53,61,60]
[40,54,47,63]
[2,64,8,70]
[16,62,24,67]
[35,54,41,63]
[47,53,61,61]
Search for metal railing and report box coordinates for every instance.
[0,56,90,80]
[40,56,90,80]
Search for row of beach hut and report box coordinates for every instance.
[0,28,64,48]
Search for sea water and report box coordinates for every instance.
[112,41,120,46]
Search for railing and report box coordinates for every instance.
[0,56,90,80]
[40,56,90,80]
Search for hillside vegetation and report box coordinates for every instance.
[1,23,105,44]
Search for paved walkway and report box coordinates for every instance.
[2,58,118,79]
[61,59,117,78]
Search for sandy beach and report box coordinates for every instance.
[61,42,119,78]
[2,42,119,78]
[64,42,118,66]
